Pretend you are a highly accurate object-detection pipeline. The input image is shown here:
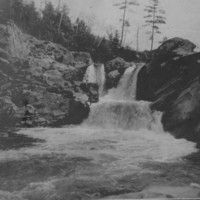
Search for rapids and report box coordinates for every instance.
[0,63,199,200]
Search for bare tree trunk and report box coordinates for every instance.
[136,26,140,51]
[150,6,156,51]
[120,0,127,47]
[58,10,63,32]
[123,28,128,47]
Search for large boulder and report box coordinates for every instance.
[155,37,196,58]
[105,57,130,73]
[106,70,121,89]
[137,37,200,144]
[105,57,132,89]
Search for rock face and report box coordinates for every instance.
[137,37,200,144]
[105,57,132,89]
[0,21,96,128]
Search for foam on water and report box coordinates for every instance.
[96,64,105,96]
[0,126,195,163]
[0,63,198,200]
[83,63,105,96]
[0,63,196,163]
[83,63,97,83]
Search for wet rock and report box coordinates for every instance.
[105,57,130,74]
[60,100,90,125]
[105,57,131,89]
[106,70,121,88]
[137,37,200,143]
[80,82,99,103]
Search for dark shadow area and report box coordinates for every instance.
[0,128,44,150]
[141,150,200,187]
[0,154,92,192]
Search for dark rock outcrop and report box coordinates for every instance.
[105,57,132,89]
[137,37,200,144]
[0,21,95,128]
[72,52,92,65]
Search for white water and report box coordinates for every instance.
[0,63,195,163]
[85,64,161,132]
[83,63,105,96]
[106,63,143,101]
[96,64,105,96]
[83,63,197,159]
[0,126,197,200]
[0,63,197,200]
[83,64,97,83]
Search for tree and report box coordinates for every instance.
[11,0,24,25]
[112,31,120,48]
[57,2,70,33]
[0,0,11,23]
[21,1,41,36]
[110,30,120,56]
[144,0,166,50]
[136,26,140,51]
[41,1,56,41]
[72,18,96,52]
[114,0,139,47]
[56,5,73,37]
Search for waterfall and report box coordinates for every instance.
[83,64,97,83]
[85,100,162,131]
[107,63,144,101]
[82,61,197,162]
[83,63,105,96]
[96,64,105,96]
[84,63,164,132]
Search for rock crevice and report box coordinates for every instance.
[137,37,200,144]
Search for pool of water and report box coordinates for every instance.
[0,126,199,200]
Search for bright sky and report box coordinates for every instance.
[31,0,200,51]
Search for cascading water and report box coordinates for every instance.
[83,63,197,162]
[83,63,105,96]
[83,64,97,83]
[85,63,161,132]
[0,63,197,200]
[96,64,105,96]
[107,63,143,101]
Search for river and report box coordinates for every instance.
[0,64,199,199]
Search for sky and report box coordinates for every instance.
[30,0,200,51]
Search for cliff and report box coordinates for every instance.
[137,37,200,145]
[0,21,97,128]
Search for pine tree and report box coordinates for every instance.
[41,2,59,41]
[114,0,139,47]
[0,0,11,23]
[144,0,166,50]
[11,0,24,25]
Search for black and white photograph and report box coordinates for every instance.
[0,0,200,199]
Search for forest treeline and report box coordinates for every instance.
[0,0,142,62]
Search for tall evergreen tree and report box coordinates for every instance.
[114,0,139,47]
[144,0,166,50]
[0,0,11,23]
